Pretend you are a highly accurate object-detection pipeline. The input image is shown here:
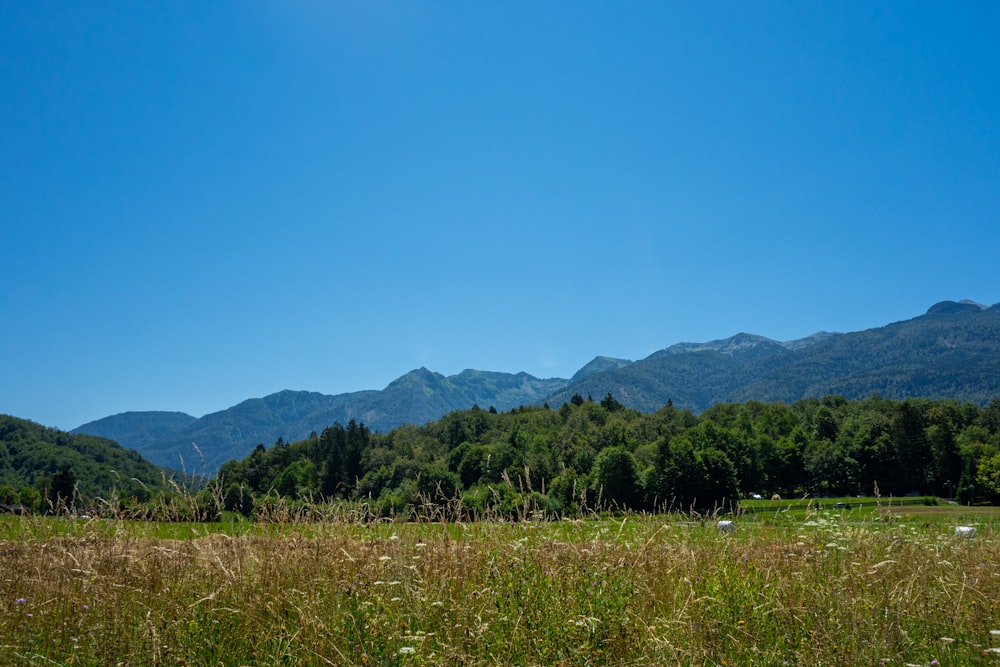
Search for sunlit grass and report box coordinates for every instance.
[3,506,1000,665]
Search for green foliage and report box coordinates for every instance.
[975,451,1000,502]
[591,446,640,509]
[210,393,1000,518]
[0,414,171,511]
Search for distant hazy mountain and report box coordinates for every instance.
[75,369,567,473]
[725,300,1000,406]
[780,331,837,351]
[73,300,1000,473]
[89,390,374,476]
[70,411,197,447]
[571,356,633,381]
[663,333,792,361]
[547,300,1000,412]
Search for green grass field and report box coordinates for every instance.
[3,503,1000,666]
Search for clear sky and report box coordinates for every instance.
[2,1,998,430]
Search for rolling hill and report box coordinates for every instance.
[1,413,171,504]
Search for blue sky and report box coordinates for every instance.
[3,1,998,430]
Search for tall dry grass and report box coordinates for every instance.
[2,510,1000,666]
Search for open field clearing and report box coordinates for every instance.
[3,507,1000,666]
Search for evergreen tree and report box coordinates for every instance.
[600,392,624,412]
[50,463,76,508]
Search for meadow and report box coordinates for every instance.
[3,501,1000,666]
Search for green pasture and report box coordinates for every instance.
[6,495,1000,538]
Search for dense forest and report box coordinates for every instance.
[0,414,171,511]
[215,394,1000,518]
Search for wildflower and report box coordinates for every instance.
[16,598,26,604]
[81,604,89,611]
[399,646,416,655]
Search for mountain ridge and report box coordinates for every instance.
[73,300,1000,473]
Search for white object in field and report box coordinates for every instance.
[717,520,735,533]
[955,526,977,538]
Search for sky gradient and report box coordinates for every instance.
[3,1,998,430]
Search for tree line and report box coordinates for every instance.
[215,394,1000,517]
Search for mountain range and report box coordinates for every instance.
[73,300,1000,473]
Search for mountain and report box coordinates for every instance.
[1,414,170,504]
[544,344,748,412]
[73,300,1000,474]
[374,368,566,424]
[76,389,375,475]
[571,356,633,381]
[70,411,197,447]
[780,331,837,351]
[663,333,791,361]
[548,300,1000,413]
[725,300,1000,406]
[75,369,568,473]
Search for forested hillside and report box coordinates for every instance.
[215,394,1000,517]
[0,414,170,510]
